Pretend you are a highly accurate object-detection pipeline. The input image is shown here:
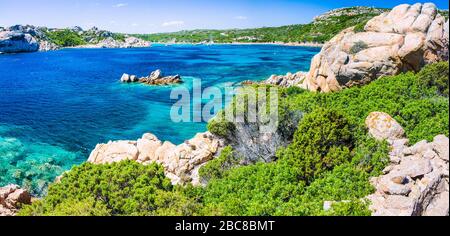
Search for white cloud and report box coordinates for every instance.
[161,20,185,27]
[113,3,128,8]
[234,16,248,20]
[131,23,139,27]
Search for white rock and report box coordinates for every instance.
[365,112,405,141]
[120,73,130,83]
[432,135,449,161]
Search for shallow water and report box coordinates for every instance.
[0,44,320,194]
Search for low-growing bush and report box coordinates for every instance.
[45,29,86,47]
[19,161,200,216]
[277,108,354,183]
[199,146,240,182]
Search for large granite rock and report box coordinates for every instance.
[365,113,449,216]
[300,3,449,92]
[0,25,59,53]
[88,132,223,185]
[256,4,448,92]
[262,72,307,87]
[0,31,39,53]
[0,185,32,216]
[365,112,405,141]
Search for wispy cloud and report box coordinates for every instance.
[131,23,139,27]
[234,16,248,20]
[113,3,128,8]
[161,20,185,27]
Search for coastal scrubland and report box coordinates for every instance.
[19,62,449,216]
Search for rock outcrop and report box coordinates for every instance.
[88,132,223,185]
[74,36,150,49]
[0,185,32,216]
[364,112,449,216]
[0,31,39,53]
[300,3,449,92]
[121,70,183,85]
[262,72,308,87]
[0,25,58,53]
[255,4,448,92]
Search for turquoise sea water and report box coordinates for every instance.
[0,44,320,194]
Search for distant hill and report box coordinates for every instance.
[134,7,449,44]
[134,7,389,44]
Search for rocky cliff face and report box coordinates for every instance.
[0,25,58,53]
[0,31,39,53]
[88,132,224,186]
[365,112,449,216]
[0,185,31,216]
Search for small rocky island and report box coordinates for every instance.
[120,69,183,85]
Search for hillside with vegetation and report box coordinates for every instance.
[42,27,126,47]
[135,7,391,44]
[19,62,449,216]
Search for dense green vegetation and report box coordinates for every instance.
[42,28,126,47]
[19,62,449,216]
[44,29,86,47]
[19,161,200,216]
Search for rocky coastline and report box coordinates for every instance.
[1,3,449,216]
[254,3,449,92]
[0,25,150,54]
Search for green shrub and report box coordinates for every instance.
[277,108,354,183]
[353,21,367,33]
[19,161,200,216]
[201,162,305,216]
[199,146,240,182]
[416,61,449,97]
[207,111,236,138]
[351,135,390,176]
[19,197,111,216]
[45,29,86,47]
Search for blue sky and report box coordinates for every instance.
[0,0,448,34]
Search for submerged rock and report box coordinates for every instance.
[0,185,32,216]
[365,112,449,216]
